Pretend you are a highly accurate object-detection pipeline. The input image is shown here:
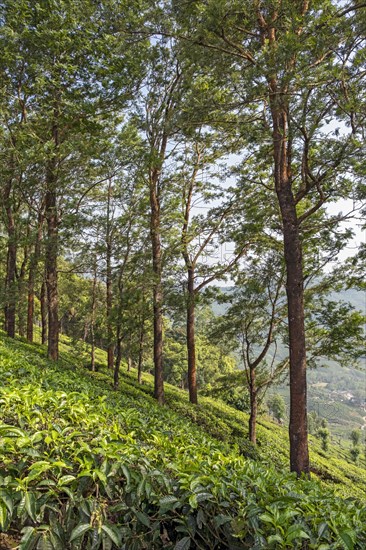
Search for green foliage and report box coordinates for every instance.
[317,426,330,453]
[350,430,362,447]
[203,372,251,412]
[267,394,287,423]
[163,323,236,390]
[350,447,361,464]
[0,333,365,549]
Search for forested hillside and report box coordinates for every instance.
[0,0,365,548]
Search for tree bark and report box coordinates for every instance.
[249,367,257,445]
[17,241,29,338]
[106,180,114,369]
[114,331,123,389]
[27,211,43,342]
[150,178,165,405]
[270,97,309,476]
[3,178,17,338]
[45,175,59,361]
[40,278,48,345]
[90,259,97,372]
[137,321,145,384]
[187,266,198,404]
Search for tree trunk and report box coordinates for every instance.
[106,180,114,369]
[3,179,17,338]
[106,259,114,369]
[90,259,97,372]
[270,98,309,476]
[17,242,29,338]
[187,266,198,404]
[150,180,165,405]
[249,367,257,445]
[137,321,145,384]
[114,332,123,389]
[27,212,43,342]
[40,279,48,345]
[45,181,59,361]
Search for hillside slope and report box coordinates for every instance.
[0,333,365,549]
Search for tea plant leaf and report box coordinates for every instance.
[70,523,91,542]
[20,527,39,550]
[134,510,150,528]
[25,492,37,522]
[101,524,121,547]
[174,536,191,550]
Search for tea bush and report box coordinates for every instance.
[0,334,365,549]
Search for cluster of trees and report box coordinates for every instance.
[0,0,365,476]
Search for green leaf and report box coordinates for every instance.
[287,528,310,543]
[159,495,179,511]
[267,534,283,545]
[25,492,37,522]
[213,514,232,527]
[339,531,355,550]
[135,510,150,528]
[101,524,121,547]
[196,508,206,529]
[37,533,53,550]
[318,522,328,538]
[174,536,191,550]
[260,513,275,525]
[0,501,8,530]
[70,523,91,542]
[58,475,76,486]
[121,465,131,486]
[188,494,197,509]
[0,424,25,437]
[196,492,212,502]
[159,495,179,505]
[20,527,39,550]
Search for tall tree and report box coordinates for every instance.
[176,135,246,404]
[172,0,366,475]
[138,40,184,404]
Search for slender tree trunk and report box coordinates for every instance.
[114,332,123,389]
[106,180,114,369]
[3,179,17,338]
[27,212,43,342]
[249,367,257,445]
[45,177,59,361]
[40,278,48,345]
[187,266,198,404]
[137,321,145,384]
[106,250,114,369]
[82,322,88,342]
[90,259,97,372]
[114,260,126,388]
[270,98,309,476]
[17,242,29,338]
[150,179,165,405]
